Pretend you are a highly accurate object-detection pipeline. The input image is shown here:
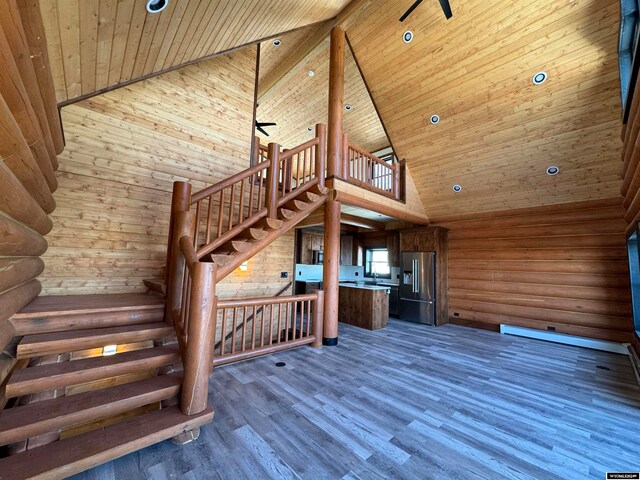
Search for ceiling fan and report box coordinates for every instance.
[255,121,276,136]
[399,0,452,22]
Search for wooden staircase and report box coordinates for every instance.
[0,126,330,478]
[0,294,213,479]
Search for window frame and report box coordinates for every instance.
[620,0,640,122]
[364,247,391,279]
[626,223,640,335]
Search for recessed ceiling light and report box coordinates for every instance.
[532,71,548,85]
[429,114,440,125]
[345,104,353,111]
[546,165,559,175]
[307,70,315,77]
[146,0,168,13]
[403,31,414,43]
[452,184,462,192]
[272,39,281,47]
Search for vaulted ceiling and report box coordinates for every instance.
[39,0,624,219]
[256,0,624,218]
[256,29,390,152]
[39,0,350,103]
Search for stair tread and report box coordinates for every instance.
[17,323,175,359]
[0,405,213,479]
[13,294,165,319]
[143,279,167,295]
[6,347,180,399]
[0,374,182,447]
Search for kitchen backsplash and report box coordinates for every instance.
[295,264,365,281]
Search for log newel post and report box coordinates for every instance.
[165,211,194,324]
[312,290,324,348]
[265,142,280,218]
[322,196,340,346]
[315,123,326,187]
[181,261,217,416]
[327,26,345,179]
[165,182,192,286]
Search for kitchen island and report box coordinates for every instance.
[338,283,389,330]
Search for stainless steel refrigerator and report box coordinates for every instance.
[399,252,436,325]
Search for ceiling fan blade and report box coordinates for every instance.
[399,0,423,22]
[256,122,277,127]
[438,0,453,19]
[256,125,269,136]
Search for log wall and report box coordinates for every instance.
[621,75,640,357]
[434,198,634,343]
[0,0,63,353]
[40,45,294,299]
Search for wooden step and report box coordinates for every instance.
[10,293,165,335]
[6,347,180,399]
[278,207,296,220]
[234,227,267,241]
[17,323,175,359]
[309,183,329,195]
[0,374,182,446]
[255,217,283,230]
[207,254,234,266]
[282,199,309,211]
[215,239,251,254]
[0,405,213,480]
[297,191,319,203]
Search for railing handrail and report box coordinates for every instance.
[280,137,320,161]
[348,143,392,169]
[179,235,198,273]
[191,159,271,204]
[218,293,317,308]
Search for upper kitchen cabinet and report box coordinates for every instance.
[386,233,400,267]
[400,227,447,252]
[340,236,354,266]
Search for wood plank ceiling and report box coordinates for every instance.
[342,0,623,217]
[256,31,390,152]
[38,0,351,103]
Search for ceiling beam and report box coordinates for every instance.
[295,211,386,230]
[257,0,369,103]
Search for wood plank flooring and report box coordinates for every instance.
[71,320,640,479]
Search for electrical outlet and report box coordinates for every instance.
[355,272,359,276]
[453,312,460,317]
[546,326,556,331]
[281,272,288,278]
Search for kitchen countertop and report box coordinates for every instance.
[338,283,390,291]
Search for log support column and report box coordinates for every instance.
[326,27,345,179]
[322,196,340,346]
[322,26,346,346]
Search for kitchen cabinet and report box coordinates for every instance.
[386,233,399,267]
[299,231,324,264]
[400,228,441,252]
[340,236,354,266]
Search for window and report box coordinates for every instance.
[627,228,640,334]
[619,0,640,111]
[364,248,391,279]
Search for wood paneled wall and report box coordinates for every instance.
[433,198,633,343]
[40,45,294,299]
[0,0,63,352]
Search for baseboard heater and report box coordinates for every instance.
[499,325,629,355]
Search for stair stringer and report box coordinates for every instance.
[215,193,329,281]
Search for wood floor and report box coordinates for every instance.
[72,320,640,479]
